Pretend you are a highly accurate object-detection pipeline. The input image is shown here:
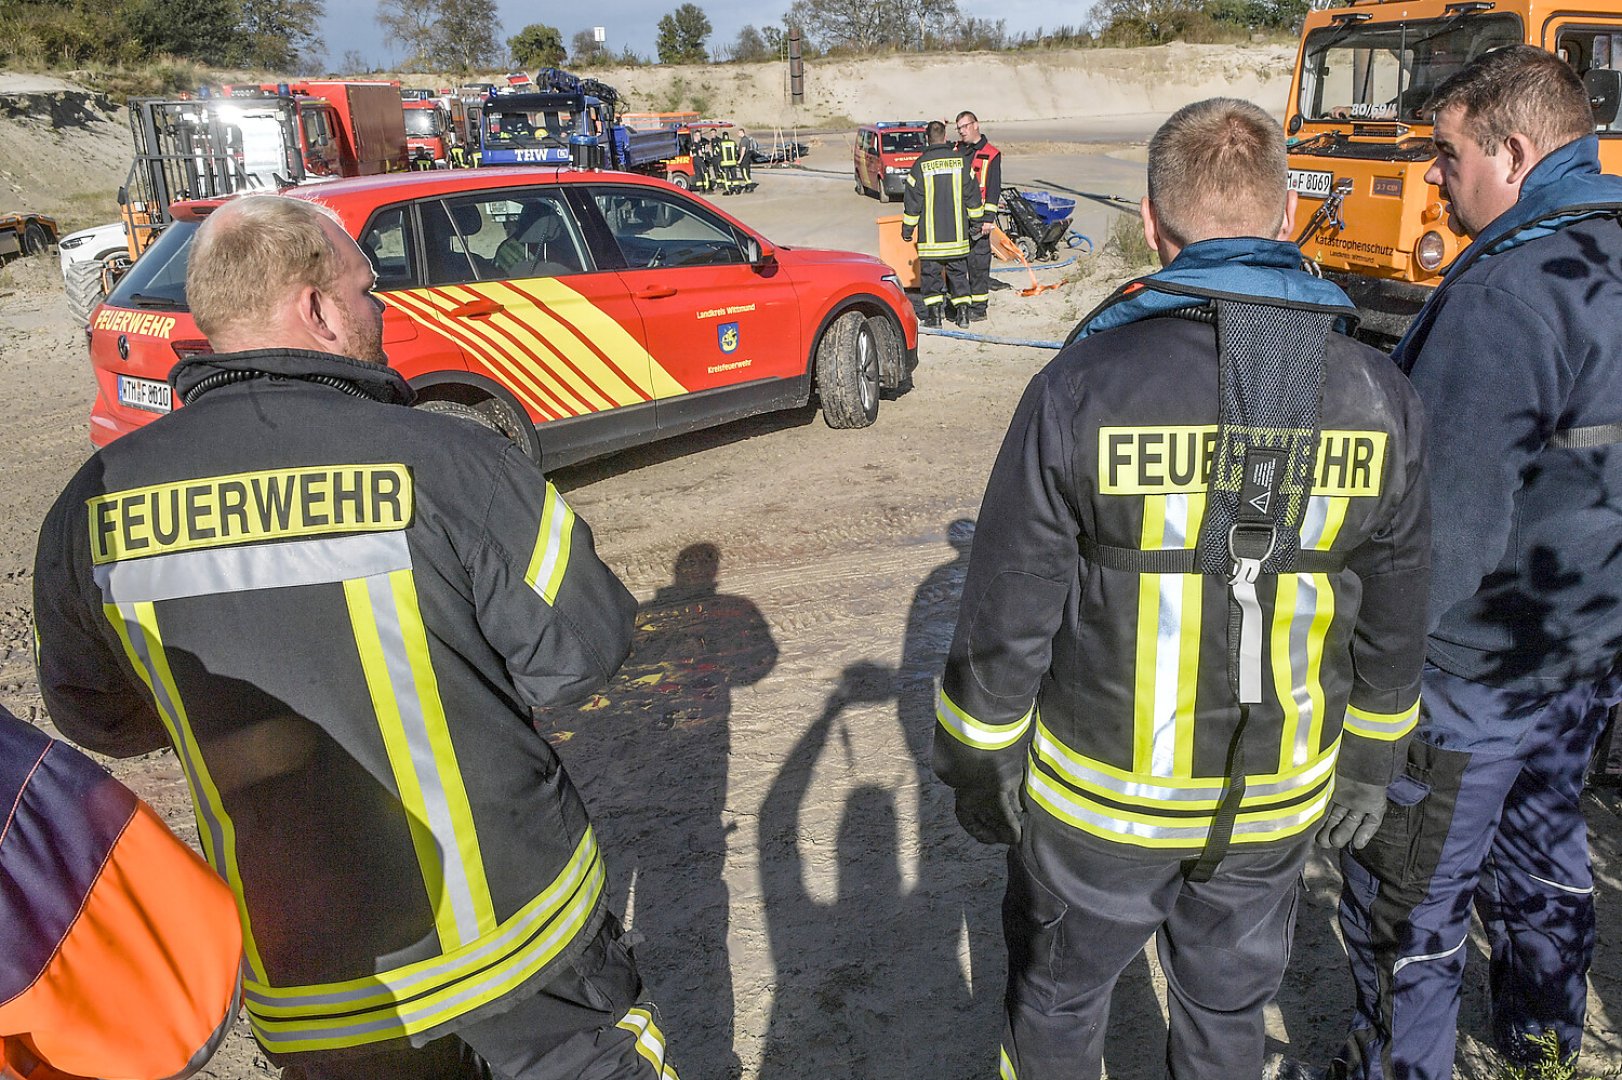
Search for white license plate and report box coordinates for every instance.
[118,375,172,413]
[1288,169,1334,198]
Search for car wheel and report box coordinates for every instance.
[866,312,908,392]
[667,171,691,190]
[416,394,542,463]
[23,222,50,256]
[815,310,880,429]
[64,258,106,326]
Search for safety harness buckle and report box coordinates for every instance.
[1226,522,1277,586]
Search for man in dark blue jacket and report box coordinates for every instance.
[1334,45,1622,1080]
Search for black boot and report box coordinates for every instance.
[922,306,943,328]
[953,304,972,328]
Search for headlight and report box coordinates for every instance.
[881,273,901,288]
[60,235,87,249]
[1415,230,1447,272]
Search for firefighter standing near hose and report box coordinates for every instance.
[716,129,744,195]
[955,110,1002,321]
[902,119,984,328]
[31,194,679,1080]
[933,99,1431,1079]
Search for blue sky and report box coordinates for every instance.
[318,1,1076,68]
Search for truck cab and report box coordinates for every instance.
[403,97,451,168]
[1285,0,1622,336]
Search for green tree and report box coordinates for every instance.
[376,0,438,69]
[727,24,771,61]
[432,0,501,71]
[655,3,712,63]
[129,0,239,63]
[509,22,565,68]
[570,28,607,65]
[232,0,325,70]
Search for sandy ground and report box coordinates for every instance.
[2,55,1621,1080]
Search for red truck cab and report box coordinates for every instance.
[225,81,408,177]
[403,99,450,168]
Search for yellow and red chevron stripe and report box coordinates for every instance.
[384,279,687,422]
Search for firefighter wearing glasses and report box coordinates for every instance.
[934,99,1431,1079]
[955,110,1002,321]
[902,119,984,328]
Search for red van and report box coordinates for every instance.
[853,122,930,202]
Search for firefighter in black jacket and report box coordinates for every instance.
[32,195,679,1080]
[934,99,1431,1079]
[902,119,984,328]
[955,110,1002,320]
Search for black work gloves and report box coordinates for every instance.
[955,784,1023,846]
[1317,775,1388,850]
[901,228,914,244]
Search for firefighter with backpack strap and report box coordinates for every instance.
[932,99,1432,1079]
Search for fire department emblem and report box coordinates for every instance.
[718,322,740,354]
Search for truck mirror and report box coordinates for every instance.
[1586,68,1622,127]
[116,186,128,206]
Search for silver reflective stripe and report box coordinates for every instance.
[1345,704,1418,737]
[364,572,483,947]
[244,828,601,1012]
[1234,576,1264,704]
[1527,872,1594,896]
[111,602,265,984]
[95,533,412,603]
[1029,766,1331,842]
[935,685,1032,750]
[1034,724,1224,802]
[1288,575,1318,766]
[1033,723,1337,803]
[1392,936,1467,975]
[1150,494,1189,778]
[1299,496,1330,549]
[252,856,606,1048]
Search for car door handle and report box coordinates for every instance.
[634,285,677,299]
[447,297,503,317]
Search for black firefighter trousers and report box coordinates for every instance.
[919,255,970,311]
[1001,820,1310,1080]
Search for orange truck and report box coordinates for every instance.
[1285,0,1622,338]
[403,97,452,168]
[225,80,409,177]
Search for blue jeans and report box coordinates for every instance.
[1334,661,1622,1080]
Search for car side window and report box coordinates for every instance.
[590,188,746,270]
[420,200,495,285]
[448,191,589,280]
[358,206,419,291]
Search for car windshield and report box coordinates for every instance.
[1298,14,1522,123]
[881,130,926,153]
[404,109,442,136]
[106,220,199,310]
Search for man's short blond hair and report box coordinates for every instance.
[186,195,345,343]
[1147,98,1288,247]
[1425,45,1593,155]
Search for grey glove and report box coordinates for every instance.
[1317,775,1388,850]
[955,784,1023,846]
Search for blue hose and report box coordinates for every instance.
[919,327,1065,349]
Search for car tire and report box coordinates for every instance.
[416,391,541,463]
[867,311,908,393]
[667,171,691,190]
[815,310,880,429]
[64,258,106,326]
[23,222,50,256]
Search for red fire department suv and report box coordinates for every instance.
[853,121,930,202]
[86,168,918,468]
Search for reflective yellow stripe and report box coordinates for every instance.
[103,601,268,981]
[1131,495,1165,773]
[345,576,462,950]
[1345,699,1420,741]
[1310,496,1349,551]
[901,213,920,226]
[616,1006,679,1078]
[524,482,575,605]
[247,829,604,1052]
[936,686,1033,751]
[1000,1045,1017,1080]
[1271,573,1300,772]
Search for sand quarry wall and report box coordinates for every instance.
[0,43,1296,224]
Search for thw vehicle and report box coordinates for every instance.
[1285,0,1622,337]
[854,121,930,201]
[83,169,917,468]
